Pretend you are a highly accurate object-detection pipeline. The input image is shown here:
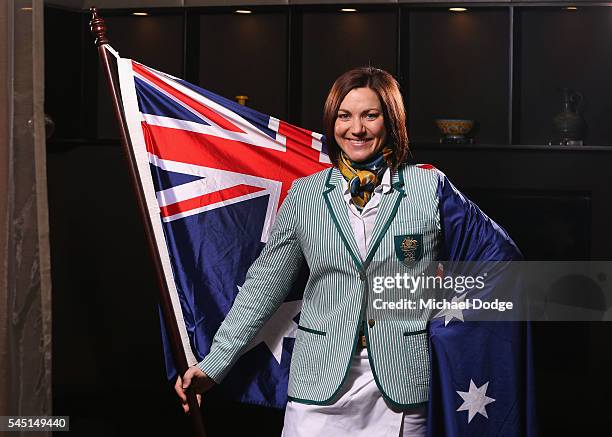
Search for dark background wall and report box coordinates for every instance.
[45,4,612,436]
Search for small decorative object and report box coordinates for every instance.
[553,88,585,146]
[435,118,475,144]
[235,95,249,106]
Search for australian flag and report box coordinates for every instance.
[110,46,329,408]
[107,45,535,431]
[426,174,537,436]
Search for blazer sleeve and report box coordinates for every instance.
[197,182,305,383]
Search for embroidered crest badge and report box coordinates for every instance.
[394,234,423,263]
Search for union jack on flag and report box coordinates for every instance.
[110,45,330,408]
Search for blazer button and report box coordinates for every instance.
[368,318,375,328]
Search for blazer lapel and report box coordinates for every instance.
[364,168,406,266]
[322,168,364,271]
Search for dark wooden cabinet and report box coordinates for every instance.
[518,7,612,146]
[404,7,510,144]
[299,9,398,132]
[45,4,612,148]
[198,10,289,120]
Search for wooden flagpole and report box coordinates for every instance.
[89,8,207,437]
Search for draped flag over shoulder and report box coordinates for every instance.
[108,45,329,408]
[426,172,537,436]
[105,45,535,432]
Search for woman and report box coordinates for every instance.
[175,67,522,436]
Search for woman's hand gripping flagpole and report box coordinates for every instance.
[175,368,216,414]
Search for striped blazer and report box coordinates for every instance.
[198,164,442,408]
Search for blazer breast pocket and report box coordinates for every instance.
[392,219,439,264]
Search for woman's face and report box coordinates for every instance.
[334,87,387,163]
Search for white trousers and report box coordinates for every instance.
[281,348,427,437]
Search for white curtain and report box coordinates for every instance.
[0,0,52,432]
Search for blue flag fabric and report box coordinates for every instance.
[426,173,537,436]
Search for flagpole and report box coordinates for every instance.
[89,8,207,437]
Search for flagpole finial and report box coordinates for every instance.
[90,7,109,47]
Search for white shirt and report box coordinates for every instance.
[341,168,392,260]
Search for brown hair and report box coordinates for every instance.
[322,67,410,169]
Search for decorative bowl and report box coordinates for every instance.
[435,118,475,137]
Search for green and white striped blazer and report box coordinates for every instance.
[198,164,442,408]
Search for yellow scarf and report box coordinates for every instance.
[337,148,393,211]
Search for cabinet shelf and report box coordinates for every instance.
[45,4,612,148]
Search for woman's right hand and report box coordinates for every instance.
[174,366,216,413]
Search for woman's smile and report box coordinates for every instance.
[346,138,374,148]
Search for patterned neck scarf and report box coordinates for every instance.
[338,147,393,212]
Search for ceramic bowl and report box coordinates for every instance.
[435,118,475,137]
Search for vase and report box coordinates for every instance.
[553,88,585,145]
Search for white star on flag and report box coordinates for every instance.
[240,285,302,364]
[457,379,496,423]
[433,292,469,326]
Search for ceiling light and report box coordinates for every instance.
[449,7,468,12]
[235,9,252,14]
[20,7,32,11]
[564,6,578,10]
[132,12,149,16]
[340,8,357,12]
